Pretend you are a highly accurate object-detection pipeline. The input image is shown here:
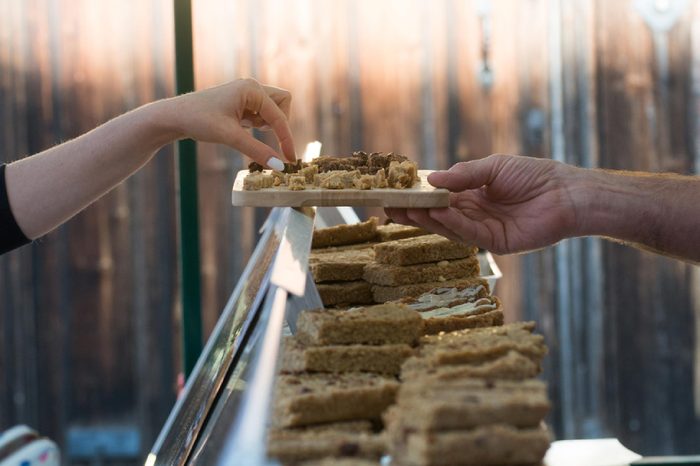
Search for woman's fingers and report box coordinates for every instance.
[236,79,296,162]
[257,93,296,162]
[263,85,292,118]
[229,126,286,169]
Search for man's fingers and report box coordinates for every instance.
[400,208,461,242]
[229,127,286,168]
[384,208,421,228]
[258,94,296,162]
[427,155,503,192]
[427,207,488,249]
[386,207,466,244]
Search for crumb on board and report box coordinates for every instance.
[287,174,306,190]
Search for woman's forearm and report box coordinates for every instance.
[572,167,700,262]
[5,100,178,239]
[3,78,296,243]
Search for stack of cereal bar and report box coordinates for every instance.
[385,322,552,465]
[309,218,381,307]
[309,218,429,307]
[268,304,423,464]
[309,219,483,311]
[367,234,482,303]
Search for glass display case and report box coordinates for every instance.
[145,207,501,466]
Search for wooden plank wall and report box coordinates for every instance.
[0,0,698,461]
[0,0,179,457]
[593,0,700,453]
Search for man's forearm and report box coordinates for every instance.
[5,100,179,239]
[571,167,700,262]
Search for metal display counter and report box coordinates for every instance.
[146,207,501,466]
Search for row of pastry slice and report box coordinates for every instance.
[385,322,552,466]
[310,218,482,307]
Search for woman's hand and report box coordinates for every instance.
[163,78,296,168]
[5,78,298,241]
[386,154,581,254]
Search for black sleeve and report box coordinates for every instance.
[0,164,30,255]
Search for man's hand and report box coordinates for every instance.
[386,154,580,254]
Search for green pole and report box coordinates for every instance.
[173,0,202,378]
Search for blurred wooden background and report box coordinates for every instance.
[1,0,699,462]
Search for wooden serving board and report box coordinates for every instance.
[231,170,449,208]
